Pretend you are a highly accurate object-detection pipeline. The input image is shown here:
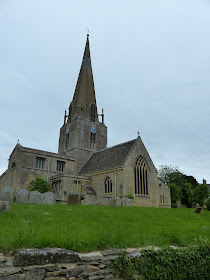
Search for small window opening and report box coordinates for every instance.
[36,157,45,169]
[57,161,65,172]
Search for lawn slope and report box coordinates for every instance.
[0,204,209,252]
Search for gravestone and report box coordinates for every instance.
[115,197,122,207]
[125,198,133,207]
[195,207,202,214]
[68,192,79,205]
[192,202,197,208]
[121,197,127,207]
[107,198,117,207]
[0,201,11,212]
[176,200,182,208]
[29,191,43,204]
[0,187,14,202]
[42,192,55,204]
[15,189,30,204]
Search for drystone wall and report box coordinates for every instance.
[0,247,144,280]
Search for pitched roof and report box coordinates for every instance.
[79,139,136,175]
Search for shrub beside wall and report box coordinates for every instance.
[112,246,210,280]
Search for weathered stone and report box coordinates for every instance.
[13,248,79,266]
[125,248,140,257]
[101,249,120,256]
[67,278,76,280]
[46,269,67,277]
[25,269,45,280]
[21,264,56,271]
[89,275,104,280]
[125,198,133,207]
[67,266,84,277]
[192,202,197,208]
[0,201,11,212]
[15,190,29,204]
[42,192,55,204]
[121,197,127,207]
[0,267,21,278]
[0,188,14,202]
[107,198,118,207]
[115,197,122,207]
[195,207,202,214]
[58,264,76,270]
[98,264,106,269]
[0,275,26,280]
[28,191,43,204]
[78,252,103,262]
[86,265,99,273]
[68,192,79,205]
[45,277,66,280]
[170,245,178,249]
[176,200,182,208]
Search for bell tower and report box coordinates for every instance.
[58,35,107,172]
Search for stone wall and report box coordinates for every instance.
[0,247,152,280]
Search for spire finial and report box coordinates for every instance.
[137,131,140,137]
[87,28,89,37]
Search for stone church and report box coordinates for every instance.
[0,35,171,207]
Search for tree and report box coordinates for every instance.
[193,184,209,207]
[168,183,182,203]
[158,165,195,207]
[29,177,51,193]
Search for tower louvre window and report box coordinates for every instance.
[134,156,149,195]
[90,104,96,122]
[105,176,112,194]
[35,157,45,169]
[90,132,96,149]
[57,161,65,172]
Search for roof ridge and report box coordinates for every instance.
[92,138,136,156]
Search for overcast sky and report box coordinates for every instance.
[0,0,210,183]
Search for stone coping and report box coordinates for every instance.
[0,246,181,280]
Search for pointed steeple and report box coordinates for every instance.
[68,35,98,123]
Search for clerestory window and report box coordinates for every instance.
[105,176,112,194]
[134,156,149,195]
[35,157,45,169]
[57,161,65,172]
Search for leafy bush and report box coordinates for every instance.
[29,177,51,193]
[112,246,210,280]
[123,194,134,199]
[206,198,210,211]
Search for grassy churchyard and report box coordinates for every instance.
[0,204,209,252]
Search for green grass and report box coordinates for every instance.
[0,204,209,252]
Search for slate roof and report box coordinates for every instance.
[79,139,136,175]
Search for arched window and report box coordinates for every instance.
[134,156,149,195]
[90,104,96,122]
[105,176,112,194]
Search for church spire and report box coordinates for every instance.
[68,35,98,123]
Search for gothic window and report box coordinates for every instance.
[160,195,164,204]
[90,104,96,122]
[134,156,149,195]
[105,176,112,194]
[35,157,45,169]
[57,161,65,172]
[90,132,96,149]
